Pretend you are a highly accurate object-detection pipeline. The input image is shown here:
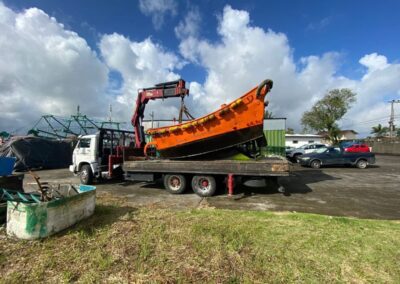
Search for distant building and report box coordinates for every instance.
[285,134,323,147]
[318,130,358,143]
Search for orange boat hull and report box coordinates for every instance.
[145,79,273,158]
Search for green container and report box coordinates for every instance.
[263,129,286,156]
[7,185,96,240]
[262,118,286,157]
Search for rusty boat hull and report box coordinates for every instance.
[145,79,273,159]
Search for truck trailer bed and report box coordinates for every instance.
[123,158,290,176]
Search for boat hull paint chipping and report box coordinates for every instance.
[7,185,96,240]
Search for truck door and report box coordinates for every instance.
[325,147,343,165]
[74,138,95,167]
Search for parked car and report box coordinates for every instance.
[285,146,296,154]
[343,144,371,153]
[286,143,327,161]
[297,147,375,169]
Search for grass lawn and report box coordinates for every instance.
[1,196,399,283]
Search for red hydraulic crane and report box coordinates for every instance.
[131,79,189,148]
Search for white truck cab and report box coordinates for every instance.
[69,134,100,184]
[70,128,136,184]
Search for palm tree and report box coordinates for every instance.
[264,110,273,118]
[371,124,388,137]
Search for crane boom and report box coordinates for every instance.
[131,79,189,148]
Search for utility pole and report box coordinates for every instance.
[108,104,112,122]
[388,99,400,138]
[149,111,154,128]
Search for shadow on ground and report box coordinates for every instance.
[226,169,340,199]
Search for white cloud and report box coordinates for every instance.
[0,2,109,132]
[177,5,400,136]
[359,53,389,72]
[174,6,201,39]
[99,33,184,120]
[138,0,177,30]
[306,16,332,31]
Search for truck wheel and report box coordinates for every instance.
[163,174,187,194]
[310,160,321,169]
[192,175,217,197]
[80,165,93,185]
[356,159,367,169]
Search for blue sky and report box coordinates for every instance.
[1,0,400,136]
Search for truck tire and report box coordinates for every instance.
[163,174,187,194]
[191,175,217,197]
[310,159,321,169]
[356,159,368,169]
[80,164,93,185]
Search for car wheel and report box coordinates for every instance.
[310,160,321,169]
[163,174,187,194]
[80,164,93,185]
[356,159,367,169]
[293,153,301,163]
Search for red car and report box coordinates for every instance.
[344,144,371,153]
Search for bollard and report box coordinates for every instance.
[228,173,234,196]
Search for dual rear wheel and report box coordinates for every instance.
[163,174,217,197]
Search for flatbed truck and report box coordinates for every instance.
[69,128,290,197]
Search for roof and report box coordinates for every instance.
[341,130,359,134]
[286,134,323,138]
[318,130,358,136]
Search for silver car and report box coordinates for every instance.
[286,143,327,161]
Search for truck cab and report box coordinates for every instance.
[69,133,99,184]
[69,128,136,184]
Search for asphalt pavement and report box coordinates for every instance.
[23,155,400,220]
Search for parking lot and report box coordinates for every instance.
[24,154,400,220]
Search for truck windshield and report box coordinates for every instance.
[78,138,91,148]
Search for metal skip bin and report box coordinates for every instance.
[6,185,96,240]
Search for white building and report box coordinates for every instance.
[318,130,358,144]
[285,134,323,148]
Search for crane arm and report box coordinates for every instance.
[131,79,189,148]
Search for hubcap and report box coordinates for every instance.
[169,176,181,190]
[199,178,210,191]
[82,169,88,179]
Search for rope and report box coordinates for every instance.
[179,97,195,123]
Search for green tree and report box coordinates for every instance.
[286,127,294,134]
[301,89,357,144]
[0,131,10,138]
[371,124,388,137]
